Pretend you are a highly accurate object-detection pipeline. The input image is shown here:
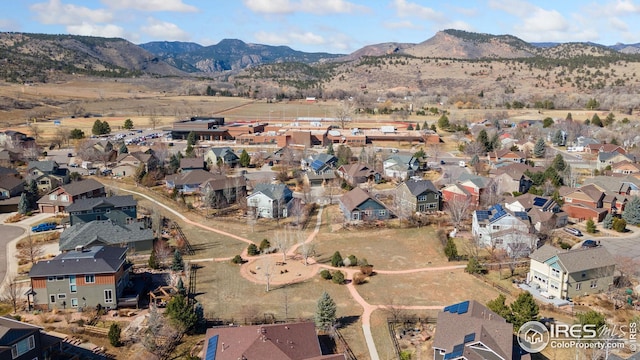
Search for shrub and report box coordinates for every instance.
[259,239,271,252]
[558,241,572,250]
[331,271,345,284]
[231,255,245,264]
[320,269,332,280]
[352,272,367,285]
[347,255,358,266]
[360,264,374,276]
[247,243,259,256]
[331,251,343,267]
[613,218,627,232]
[108,323,121,347]
[586,219,596,234]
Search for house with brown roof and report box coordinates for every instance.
[528,245,616,300]
[597,151,635,171]
[611,160,640,175]
[335,163,381,187]
[112,151,158,178]
[433,300,518,360]
[504,194,568,232]
[165,169,222,194]
[179,157,206,173]
[583,175,640,196]
[491,163,534,194]
[37,178,106,214]
[560,184,621,221]
[0,172,24,200]
[587,143,625,155]
[199,176,247,208]
[339,187,391,221]
[488,148,526,165]
[27,161,69,193]
[203,322,345,360]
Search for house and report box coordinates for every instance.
[491,163,534,195]
[441,183,473,206]
[488,148,525,164]
[383,154,420,180]
[597,151,635,171]
[301,153,337,174]
[336,163,381,187]
[453,174,493,207]
[560,184,620,221]
[58,220,154,252]
[0,316,61,360]
[514,139,536,153]
[165,169,223,194]
[583,175,640,196]
[395,179,441,213]
[504,194,568,232]
[204,147,239,168]
[37,178,106,214]
[203,322,345,360]
[0,148,22,165]
[66,195,138,226]
[528,245,616,300]
[179,157,205,173]
[247,183,294,219]
[112,151,158,178]
[433,300,517,360]
[199,175,247,208]
[27,161,69,192]
[472,204,535,257]
[303,170,337,187]
[611,160,640,175]
[587,143,626,155]
[29,246,130,310]
[339,187,391,221]
[574,136,600,149]
[0,172,24,200]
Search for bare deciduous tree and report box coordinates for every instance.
[445,197,472,230]
[335,101,354,129]
[17,235,44,265]
[6,276,23,313]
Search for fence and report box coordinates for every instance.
[83,325,109,337]
[171,221,195,255]
[334,328,357,360]
[471,273,513,296]
[387,316,437,359]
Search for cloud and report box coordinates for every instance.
[102,0,198,12]
[391,0,440,20]
[254,30,325,46]
[441,20,474,32]
[609,16,629,32]
[612,0,640,14]
[30,0,113,25]
[487,0,535,17]
[383,20,423,30]
[66,23,126,38]
[243,0,368,15]
[140,18,190,41]
[518,8,568,33]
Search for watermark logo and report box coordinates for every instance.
[517,321,636,354]
[518,321,550,353]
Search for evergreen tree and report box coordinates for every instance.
[437,114,450,130]
[92,120,103,135]
[604,113,616,126]
[551,154,566,172]
[423,121,428,130]
[591,114,603,127]
[259,239,271,252]
[166,294,197,332]
[177,277,186,295]
[407,123,414,130]
[119,143,128,154]
[108,323,121,347]
[603,213,614,229]
[315,291,337,332]
[476,129,489,153]
[123,118,134,130]
[430,124,437,132]
[415,123,420,131]
[326,142,334,155]
[622,196,640,225]
[247,243,259,256]
[510,292,539,329]
[148,247,159,269]
[566,112,573,121]
[586,219,596,234]
[331,251,343,267]
[331,270,345,284]
[134,163,146,184]
[552,130,564,145]
[26,179,39,211]
[542,117,554,128]
[70,128,85,139]
[186,131,197,146]
[586,98,600,110]
[533,138,546,158]
[444,238,458,261]
[577,310,606,331]
[486,294,512,321]
[239,149,251,167]
[185,144,195,158]
[171,250,184,272]
[17,193,29,214]
[169,153,181,173]
[465,257,484,274]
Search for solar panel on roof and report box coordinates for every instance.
[447,303,459,313]
[533,197,547,207]
[463,333,476,343]
[205,335,218,360]
[452,344,465,358]
[457,301,469,314]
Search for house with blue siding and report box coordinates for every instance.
[66,195,138,226]
[339,187,391,221]
[247,183,293,219]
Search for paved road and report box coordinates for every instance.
[0,224,25,286]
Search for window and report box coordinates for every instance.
[492,225,500,230]
[417,195,427,202]
[11,335,35,358]
[104,290,113,303]
[60,195,69,202]
[69,276,76,293]
[479,224,486,228]
[434,194,439,199]
[50,295,55,303]
[378,209,386,216]
[57,294,66,299]
[106,209,111,213]
[85,275,95,283]
[551,268,561,278]
[590,281,597,288]
[48,194,57,200]
[95,209,102,213]
[47,276,55,282]
[56,276,64,281]
[576,283,581,290]
[71,298,78,307]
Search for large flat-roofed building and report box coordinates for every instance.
[171,116,230,141]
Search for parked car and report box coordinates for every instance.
[563,227,583,237]
[440,160,446,165]
[31,222,57,232]
[88,169,97,175]
[581,239,598,248]
[67,153,73,157]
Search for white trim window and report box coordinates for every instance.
[85,275,95,284]
[11,335,35,358]
[104,289,113,303]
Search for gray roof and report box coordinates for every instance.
[339,187,387,212]
[251,183,293,201]
[401,179,438,196]
[66,195,136,213]
[583,175,640,193]
[0,316,40,346]
[433,300,513,360]
[29,246,127,277]
[27,160,58,173]
[0,175,24,191]
[530,244,616,273]
[598,151,634,162]
[0,167,18,176]
[166,169,222,186]
[59,220,154,251]
[310,153,337,164]
[458,173,492,189]
[209,147,238,159]
[180,157,205,169]
[61,178,104,196]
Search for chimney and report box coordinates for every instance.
[221,342,224,352]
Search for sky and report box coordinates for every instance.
[1,0,640,54]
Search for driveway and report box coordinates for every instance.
[599,235,640,262]
[0,224,25,286]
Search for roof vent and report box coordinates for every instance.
[75,245,84,252]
